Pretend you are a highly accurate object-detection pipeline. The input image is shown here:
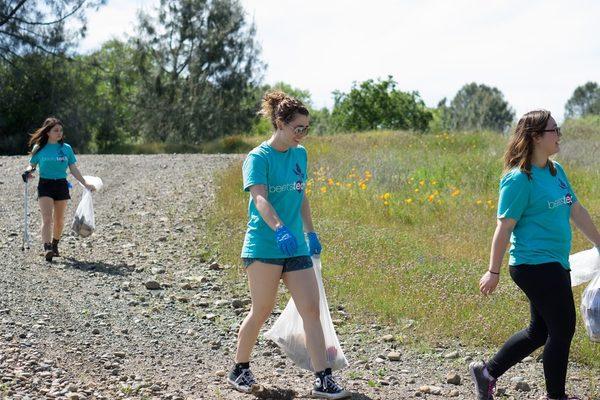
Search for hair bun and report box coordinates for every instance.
[258,90,309,129]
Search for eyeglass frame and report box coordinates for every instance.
[542,126,561,137]
[291,125,310,136]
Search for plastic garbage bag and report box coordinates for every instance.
[71,176,103,237]
[264,256,349,371]
[569,247,600,287]
[581,272,600,342]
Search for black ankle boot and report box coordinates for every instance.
[44,243,53,262]
[52,238,60,257]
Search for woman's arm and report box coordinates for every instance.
[571,202,600,248]
[301,192,315,233]
[480,218,516,295]
[68,164,96,191]
[249,185,283,230]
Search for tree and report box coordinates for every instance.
[0,53,97,154]
[442,82,514,132]
[81,39,148,152]
[133,0,264,143]
[0,0,105,60]
[565,82,600,118]
[330,76,432,132]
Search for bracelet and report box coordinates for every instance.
[488,270,500,275]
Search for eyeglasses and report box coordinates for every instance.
[292,125,310,135]
[542,126,561,137]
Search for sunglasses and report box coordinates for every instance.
[292,125,310,135]
[542,126,561,137]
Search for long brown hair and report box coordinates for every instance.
[503,109,556,179]
[259,90,309,129]
[28,117,64,155]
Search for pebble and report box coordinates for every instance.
[446,372,460,385]
[419,385,442,395]
[144,280,161,290]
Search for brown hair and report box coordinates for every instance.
[503,109,557,179]
[259,90,309,129]
[28,117,64,155]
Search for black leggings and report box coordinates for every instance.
[487,262,576,399]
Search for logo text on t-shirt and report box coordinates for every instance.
[548,193,573,209]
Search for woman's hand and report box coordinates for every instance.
[275,225,298,256]
[84,182,97,192]
[21,169,35,182]
[479,271,500,295]
[306,232,322,255]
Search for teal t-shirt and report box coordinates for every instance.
[497,162,577,270]
[241,142,310,258]
[29,143,77,179]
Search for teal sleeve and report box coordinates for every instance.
[67,145,77,165]
[497,171,530,221]
[242,153,268,191]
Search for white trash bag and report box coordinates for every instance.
[71,176,103,238]
[264,256,349,371]
[569,247,600,287]
[581,272,600,342]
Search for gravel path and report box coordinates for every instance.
[0,154,598,400]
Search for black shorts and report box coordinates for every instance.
[38,178,70,201]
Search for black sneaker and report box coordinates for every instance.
[227,367,257,394]
[469,361,496,400]
[312,369,351,399]
[52,239,60,257]
[44,243,53,262]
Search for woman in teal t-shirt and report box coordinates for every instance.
[22,117,96,262]
[227,91,350,399]
[470,110,600,400]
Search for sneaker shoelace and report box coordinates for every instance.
[323,374,343,392]
[236,369,256,387]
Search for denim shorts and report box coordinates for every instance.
[242,256,313,273]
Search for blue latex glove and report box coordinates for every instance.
[275,225,298,256]
[306,232,322,255]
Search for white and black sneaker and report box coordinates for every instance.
[312,368,351,399]
[227,365,257,394]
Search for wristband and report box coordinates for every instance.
[488,270,500,275]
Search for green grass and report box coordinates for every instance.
[207,129,600,368]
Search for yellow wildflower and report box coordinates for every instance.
[320,187,327,193]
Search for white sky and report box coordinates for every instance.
[78,0,600,122]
